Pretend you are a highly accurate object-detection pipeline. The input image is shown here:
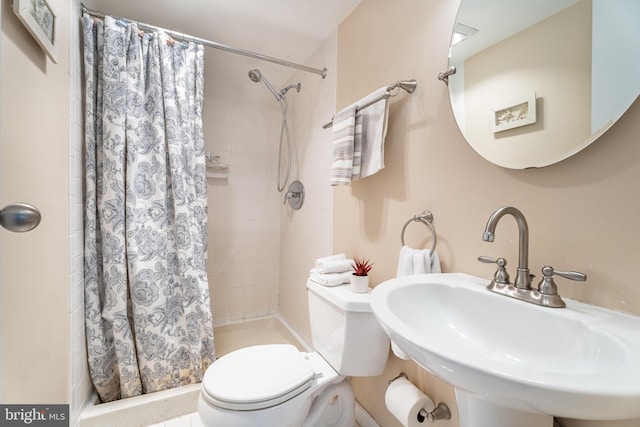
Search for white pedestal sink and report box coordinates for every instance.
[370,273,640,427]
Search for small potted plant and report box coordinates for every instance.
[350,256,373,293]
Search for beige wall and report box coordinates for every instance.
[334,0,640,426]
[1,0,70,405]
[279,32,337,341]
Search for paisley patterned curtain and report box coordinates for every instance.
[82,14,215,402]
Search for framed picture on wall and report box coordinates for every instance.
[13,0,58,63]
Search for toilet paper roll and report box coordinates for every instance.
[385,377,435,427]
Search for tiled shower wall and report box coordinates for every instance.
[205,70,283,326]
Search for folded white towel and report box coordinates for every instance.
[396,245,441,276]
[330,106,357,186]
[356,86,389,179]
[314,258,354,274]
[309,270,353,287]
[314,253,346,269]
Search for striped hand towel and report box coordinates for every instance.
[330,106,358,186]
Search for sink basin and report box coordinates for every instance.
[371,273,640,420]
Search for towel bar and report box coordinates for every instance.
[400,211,437,255]
[323,79,417,129]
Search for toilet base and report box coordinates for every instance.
[302,379,355,427]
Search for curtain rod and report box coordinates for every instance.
[80,3,327,79]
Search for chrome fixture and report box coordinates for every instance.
[478,256,510,285]
[248,69,283,101]
[482,206,531,290]
[536,265,587,308]
[0,203,41,232]
[437,66,456,86]
[82,4,327,78]
[400,210,437,256]
[419,403,452,423]
[322,79,417,129]
[283,180,304,210]
[248,69,301,192]
[280,83,301,98]
[481,206,587,308]
[388,373,451,423]
[248,69,301,101]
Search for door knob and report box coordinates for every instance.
[0,203,41,232]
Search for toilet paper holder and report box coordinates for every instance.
[389,373,452,423]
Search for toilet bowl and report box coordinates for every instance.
[198,280,390,427]
[198,345,354,427]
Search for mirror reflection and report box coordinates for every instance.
[448,0,640,169]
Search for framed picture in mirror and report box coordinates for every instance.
[490,93,536,133]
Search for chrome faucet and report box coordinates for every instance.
[482,206,531,290]
[480,206,587,308]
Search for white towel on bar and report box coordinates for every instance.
[309,269,353,287]
[330,106,358,186]
[357,86,389,179]
[396,245,441,276]
[330,86,388,185]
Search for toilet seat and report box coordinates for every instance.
[201,344,316,411]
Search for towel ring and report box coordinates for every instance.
[400,211,437,255]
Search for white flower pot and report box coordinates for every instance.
[350,274,369,293]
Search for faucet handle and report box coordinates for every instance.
[538,265,587,296]
[478,256,510,284]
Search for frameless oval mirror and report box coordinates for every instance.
[447,0,640,169]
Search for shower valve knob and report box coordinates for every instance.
[283,181,305,210]
[284,191,299,204]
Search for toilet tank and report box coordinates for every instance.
[307,280,389,376]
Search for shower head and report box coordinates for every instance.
[248,69,262,83]
[248,68,282,101]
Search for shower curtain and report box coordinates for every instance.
[82,14,215,402]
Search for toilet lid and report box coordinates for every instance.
[201,344,316,410]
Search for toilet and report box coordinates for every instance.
[198,280,390,427]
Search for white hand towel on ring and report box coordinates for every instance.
[396,245,441,276]
[412,249,431,274]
